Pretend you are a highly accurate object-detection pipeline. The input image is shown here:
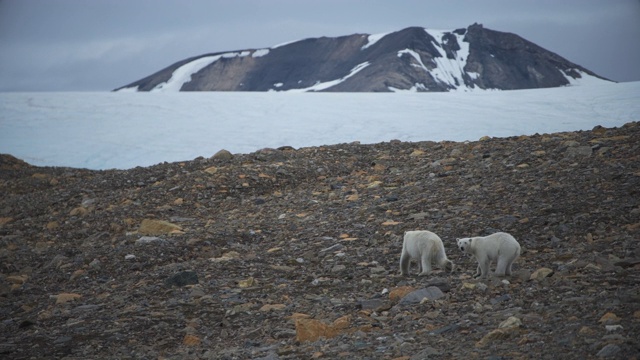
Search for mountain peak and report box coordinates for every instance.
[115,24,611,93]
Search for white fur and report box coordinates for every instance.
[400,230,454,276]
[456,232,521,279]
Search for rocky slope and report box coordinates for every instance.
[115,24,611,93]
[1,122,639,359]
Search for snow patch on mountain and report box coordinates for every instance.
[388,83,428,92]
[272,40,298,49]
[252,49,270,57]
[426,29,472,91]
[148,51,251,92]
[395,29,478,92]
[564,69,609,86]
[398,49,430,71]
[283,62,371,92]
[149,56,219,92]
[116,85,139,92]
[468,72,480,80]
[361,32,390,50]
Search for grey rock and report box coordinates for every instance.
[169,216,196,222]
[613,258,640,268]
[135,236,165,245]
[211,149,233,160]
[399,286,445,305]
[407,212,430,220]
[54,336,72,345]
[490,294,512,305]
[476,282,489,292]
[410,346,441,359]
[320,244,344,253]
[72,304,102,313]
[596,344,621,358]
[45,254,70,269]
[189,287,205,298]
[0,343,17,354]
[566,146,592,157]
[428,323,460,335]
[358,299,386,310]
[165,271,199,287]
[331,265,346,273]
[423,278,451,292]
[89,258,101,270]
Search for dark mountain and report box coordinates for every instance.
[115,23,611,92]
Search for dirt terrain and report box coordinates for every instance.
[1,122,639,359]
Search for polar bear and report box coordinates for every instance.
[400,230,454,276]
[456,232,520,279]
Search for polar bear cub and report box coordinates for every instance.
[400,230,454,276]
[456,232,520,279]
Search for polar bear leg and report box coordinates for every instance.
[495,257,508,277]
[473,263,482,278]
[478,259,491,278]
[399,250,411,276]
[505,260,514,275]
[418,251,433,276]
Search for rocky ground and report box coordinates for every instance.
[1,122,639,359]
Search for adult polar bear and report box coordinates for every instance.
[456,232,521,279]
[400,230,454,276]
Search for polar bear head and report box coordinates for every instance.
[456,238,473,253]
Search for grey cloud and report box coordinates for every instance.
[0,0,638,91]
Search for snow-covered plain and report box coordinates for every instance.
[1,81,639,170]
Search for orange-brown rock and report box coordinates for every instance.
[137,219,183,235]
[295,315,352,342]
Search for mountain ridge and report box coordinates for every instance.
[115,23,611,93]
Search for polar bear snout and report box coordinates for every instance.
[456,238,471,253]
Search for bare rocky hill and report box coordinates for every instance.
[1,122,639,359]
[115,24,610,93]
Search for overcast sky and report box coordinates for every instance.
[1,0,639,92]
